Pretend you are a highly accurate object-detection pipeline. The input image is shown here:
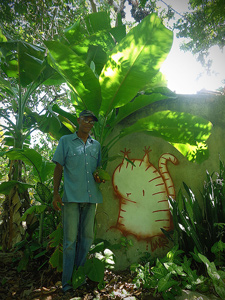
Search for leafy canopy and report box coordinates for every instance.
[44,12,212,165]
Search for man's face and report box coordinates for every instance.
[78,116,95,134]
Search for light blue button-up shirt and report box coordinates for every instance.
[52,132,103,204]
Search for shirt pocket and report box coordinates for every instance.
[66,148,83,166]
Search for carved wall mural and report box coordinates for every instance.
[112,147,179,251]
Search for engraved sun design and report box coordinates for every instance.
[112,147,179,244]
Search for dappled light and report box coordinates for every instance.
[45,41,102,115]
[120,110,212,160]
[99,13,173,116]
[1,8,223,300]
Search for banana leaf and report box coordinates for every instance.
[99,13,173,116]
[120,110,212,144]
[45,41,102,115]
[52,104,77,126]
[0,41,45,87]
[110,93,169,127]
[0,77,16,96]
[3,148,42,182]
[0,180,34,195]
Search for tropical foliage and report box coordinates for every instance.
[132,245,225,300]
[131,160,225,299]
[0,10,213,251]
[169,160,225,263]
[0,38,68,250]
[44,11,212,167]
[0,4,224,300]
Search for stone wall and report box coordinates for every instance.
[96,94,225,270]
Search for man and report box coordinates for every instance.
[52,110,103,293]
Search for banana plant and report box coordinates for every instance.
[0,38,70,250]
[0,12,126,250]
[0,147,56,248]
[44,12,213,168]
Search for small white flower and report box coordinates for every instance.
[216,179,223,186]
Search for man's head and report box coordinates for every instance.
[77,110,98,135]
[79,110,98,122]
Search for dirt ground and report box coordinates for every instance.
[0,252,162,300]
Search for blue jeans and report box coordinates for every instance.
[62,202,96,292]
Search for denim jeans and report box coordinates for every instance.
[62,202,96,292]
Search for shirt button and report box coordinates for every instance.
[88,181,89,183]
[86,163,88,164]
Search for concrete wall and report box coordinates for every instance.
[96,94,225,270]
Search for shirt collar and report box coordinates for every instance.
[72,132,93,143]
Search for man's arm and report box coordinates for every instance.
[52,162,63,211]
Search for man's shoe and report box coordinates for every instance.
[63,286,74,295]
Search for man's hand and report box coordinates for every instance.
[52,193,63,211]
[94,173,105,183]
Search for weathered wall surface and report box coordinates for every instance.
[96,94,225,270]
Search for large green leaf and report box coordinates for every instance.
[24,106,73,140]
[5,148,42,168]
[0,180,34,195]
[64,12,125,46]
[0,77,16,96]
[157,273,179,292]
[63,19,87,44]
[0,29,7,42]
[72,266,86,289]
[63,12,111,43]
[109,13,126,44]
[49,225,63,248]
[21,205,47,221]
[110,93,169,126]
[4,148,43,181]
[99,13,173,116]
[170,142,210,163]
[198,253,225,299]
[71,30,115,59]
[35,182,52,205]
[84,257,105,282]
[85,12,111,33]
[44,41,102,115]
[40,61,65,86]
[38,161,55,183]
[49,247,63,272]
[52,104,78,126]
[86,45,108,75]
[0,41,45,86]
[120,110,212,145]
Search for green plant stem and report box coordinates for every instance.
[99,117,107,146]
[102,134,121,157]
[39,212,44,245]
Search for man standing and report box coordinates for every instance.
[52,110,103,293]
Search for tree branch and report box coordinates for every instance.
[159,0,186,20]
[89,0,97,12]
